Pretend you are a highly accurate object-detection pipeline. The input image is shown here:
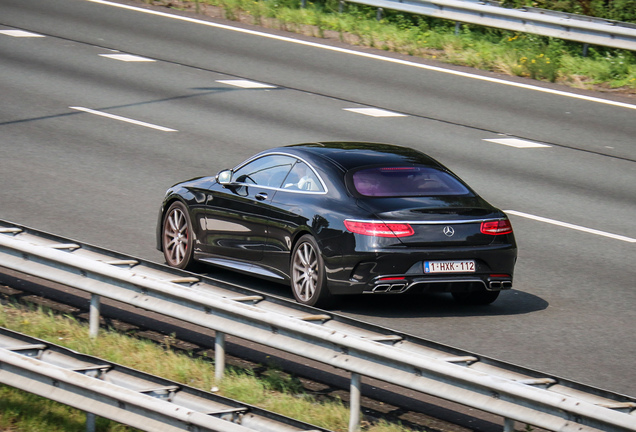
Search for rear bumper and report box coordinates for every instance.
[324,244,517,295]
[366,274,513,294]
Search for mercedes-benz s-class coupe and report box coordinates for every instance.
[157,142,517,307]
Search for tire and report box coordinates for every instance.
[162,201,195,269]
[452,289,500,305]
[291,235,332,308]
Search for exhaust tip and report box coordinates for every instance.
[373,284,391,293]
[388,284,406,293]
[372,283,408,293]
[488,279,512,290]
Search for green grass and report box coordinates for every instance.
[0,303,418,432]
[154,0,636,93]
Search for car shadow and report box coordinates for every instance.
[199,267,547,318]
[332,290,548,318]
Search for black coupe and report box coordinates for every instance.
[157,142,517,307]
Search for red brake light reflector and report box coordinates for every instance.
[344,220,414,237]
[481,219,513,235]
[379,167,419,172]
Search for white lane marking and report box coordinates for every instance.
[484,138,551,148]
[216,79,276,89]
[344,108,407,117]
[89,0,636,112]
[505,210,636,243]
[70,107,177,132]
[0,30,45,38]
[99,53,155,62]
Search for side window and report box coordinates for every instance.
[283,161,324,192]
[233,155,295,188]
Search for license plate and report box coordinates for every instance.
[424,260,475,273]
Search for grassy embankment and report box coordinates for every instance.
[0,303,420,432]
[149,0,636,94]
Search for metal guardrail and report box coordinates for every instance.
[1,219,635,432]
[0,328,326,432]
[339,0,636,51]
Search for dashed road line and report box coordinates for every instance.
[484,138,551,148]
[344,108,407,117]
[99,53,155,62]
[216,79,276,89]
[70,106,177,132]
[0,30,44,38]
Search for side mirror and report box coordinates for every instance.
[216,169,233,186]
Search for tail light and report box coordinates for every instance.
[344,220,414,237]
[481,219,513,235]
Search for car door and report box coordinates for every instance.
[263,160,330,271]
[200,154,295,263]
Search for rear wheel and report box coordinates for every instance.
[162,201,195,269]
[452,289,500,305]
[291,235,332,308]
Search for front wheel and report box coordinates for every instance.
[162,201,195,269]
[291,235,332,308]
[452,289,500,305]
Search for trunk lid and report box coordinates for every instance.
[356,196,506,246]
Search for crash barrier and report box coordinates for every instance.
[333,0,636,51]
[0,328,326,432]
[1,220,635,432]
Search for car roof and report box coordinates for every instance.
[280,142,444,171]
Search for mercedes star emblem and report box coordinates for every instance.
[443,226,455,237]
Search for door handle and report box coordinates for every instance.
[255,192,268,201]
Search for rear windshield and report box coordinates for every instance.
[352,167,471,197]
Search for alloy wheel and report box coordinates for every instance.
[292,241,318,302]
[163,205,190,267]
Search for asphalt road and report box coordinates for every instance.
[1,0,635,398]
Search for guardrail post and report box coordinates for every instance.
[348,372,361,432]
[582,43,589,57]
[86,412,96,432]
[215,331,226,384]
[339,0,345,13]
[376,7,383,21]
[503,418,515,432]
[89,294,100,339]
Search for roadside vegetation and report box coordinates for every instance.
[143,0,636,94]
[0,303,417,432]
